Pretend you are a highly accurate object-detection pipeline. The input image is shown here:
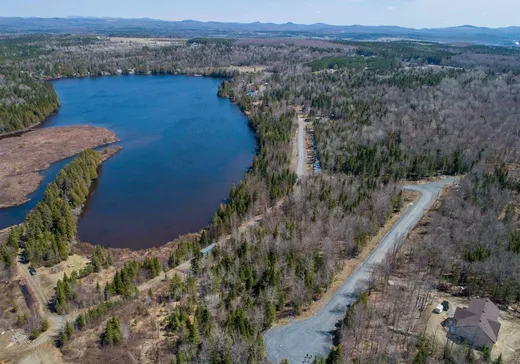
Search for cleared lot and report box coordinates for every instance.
[425,292,520,363]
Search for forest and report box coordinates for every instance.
[2,150,103,267]
[0,71,59,134]
[305,55,399,71]
[0,35,520,363]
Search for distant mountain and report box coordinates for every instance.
[0,17,519,46]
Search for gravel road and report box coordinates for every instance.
[263,177,456,364]
[296,115,307,179]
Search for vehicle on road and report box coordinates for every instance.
[28,266,37,276]
[434,304,444,314]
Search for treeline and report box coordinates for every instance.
[1,34,342,78]
[348,40,520,73]
[305,55,400,71]
[2,150,102,267]
[0,71,59,134]
[352,41,455,66]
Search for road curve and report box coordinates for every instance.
[263,178,456,364]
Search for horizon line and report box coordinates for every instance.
[1,15,519,31]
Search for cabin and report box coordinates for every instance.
[451,298,501,349]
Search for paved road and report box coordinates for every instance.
[296,115,307,179]
[263,178,456,364]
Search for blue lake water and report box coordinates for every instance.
[0,75,256,250]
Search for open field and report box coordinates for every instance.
[0,126,118,208]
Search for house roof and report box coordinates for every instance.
[454,298,501,343]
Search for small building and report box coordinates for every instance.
[452,298,501,349]
[200,243,216,257]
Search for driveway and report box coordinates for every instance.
[263,178,456,363]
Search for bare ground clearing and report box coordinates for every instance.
[0,126,118,208]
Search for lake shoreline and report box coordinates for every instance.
[1,74,259,252]
[0,126,119,209]
[12,75,255,250]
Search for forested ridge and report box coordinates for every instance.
[1,35,520,363]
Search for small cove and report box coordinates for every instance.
[0,75,256,249]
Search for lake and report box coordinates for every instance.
[0,75,256,249]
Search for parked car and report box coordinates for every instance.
[28,267,37,276]
[442,300,450,311]
[433,304,444,314]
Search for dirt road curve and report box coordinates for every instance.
[0,260,69,361]
[263,178,456,364]
[18,259,69,335]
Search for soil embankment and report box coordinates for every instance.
[0,125,118,208]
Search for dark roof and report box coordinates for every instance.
[453,298,501,343]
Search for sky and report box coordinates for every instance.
[3,0,520,28]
